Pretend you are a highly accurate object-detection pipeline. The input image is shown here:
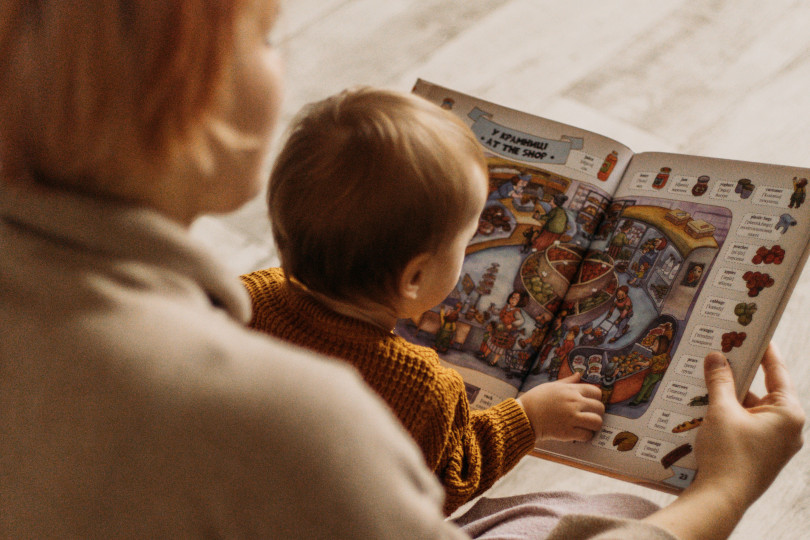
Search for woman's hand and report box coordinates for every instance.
[644,343,805,540]
[691,342,805,508]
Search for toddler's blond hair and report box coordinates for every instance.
[270,86,487,306]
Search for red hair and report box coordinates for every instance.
[0,1,274,186]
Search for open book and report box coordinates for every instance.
[397,79,810,493]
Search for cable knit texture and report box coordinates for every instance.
[241,268,536,514]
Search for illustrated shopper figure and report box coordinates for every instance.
[608,219,633,259]
[532,193,569,252]
[607,285,634,343]
[630,335,672,406]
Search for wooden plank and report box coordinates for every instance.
[192,5,810,535]
[280,0,511,115]
[394,0,688,113]
[276,0,349,41]
[566,0,810,164]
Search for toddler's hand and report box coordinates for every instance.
[517,372,604,442]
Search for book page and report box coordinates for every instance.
[527,151,810,491]
[394,79,634,408]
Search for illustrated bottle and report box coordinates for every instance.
[662,254,675,275]
[669,262,680,280]
[652,167,671,189]
[597,151,618,181]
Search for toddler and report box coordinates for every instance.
[242,87,605,514]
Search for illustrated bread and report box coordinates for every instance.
[672,417,703,433]
[661,443,693,469]
[612,431,639,451]
[685,219,716,239]
[665,209,691,225]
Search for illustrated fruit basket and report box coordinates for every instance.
[562,252,618,328]
[517,244,584,318]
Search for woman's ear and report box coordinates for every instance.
[398,252,431,301]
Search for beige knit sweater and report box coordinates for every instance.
[1,181,462,539]
[1,179,677,539]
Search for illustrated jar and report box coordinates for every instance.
[692,175,710,196]
[735,178,754,199]
[652,167,671,189]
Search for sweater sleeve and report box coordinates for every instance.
[409,363,536,515]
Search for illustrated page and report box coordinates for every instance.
[528,151,810,491]
[396,80,633,408]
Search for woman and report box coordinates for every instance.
[0,2,803,539]
[0,2,454,537]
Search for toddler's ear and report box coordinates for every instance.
[398,252,431,301]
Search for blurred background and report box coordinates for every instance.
[192,2,810,537]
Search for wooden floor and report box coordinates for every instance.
[191,2,810,537]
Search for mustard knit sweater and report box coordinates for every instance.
[241,268,536,514]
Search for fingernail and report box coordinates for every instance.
[704,353,726,370]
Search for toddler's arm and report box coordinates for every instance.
[517,372,605,442]
[411,366,536,515]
